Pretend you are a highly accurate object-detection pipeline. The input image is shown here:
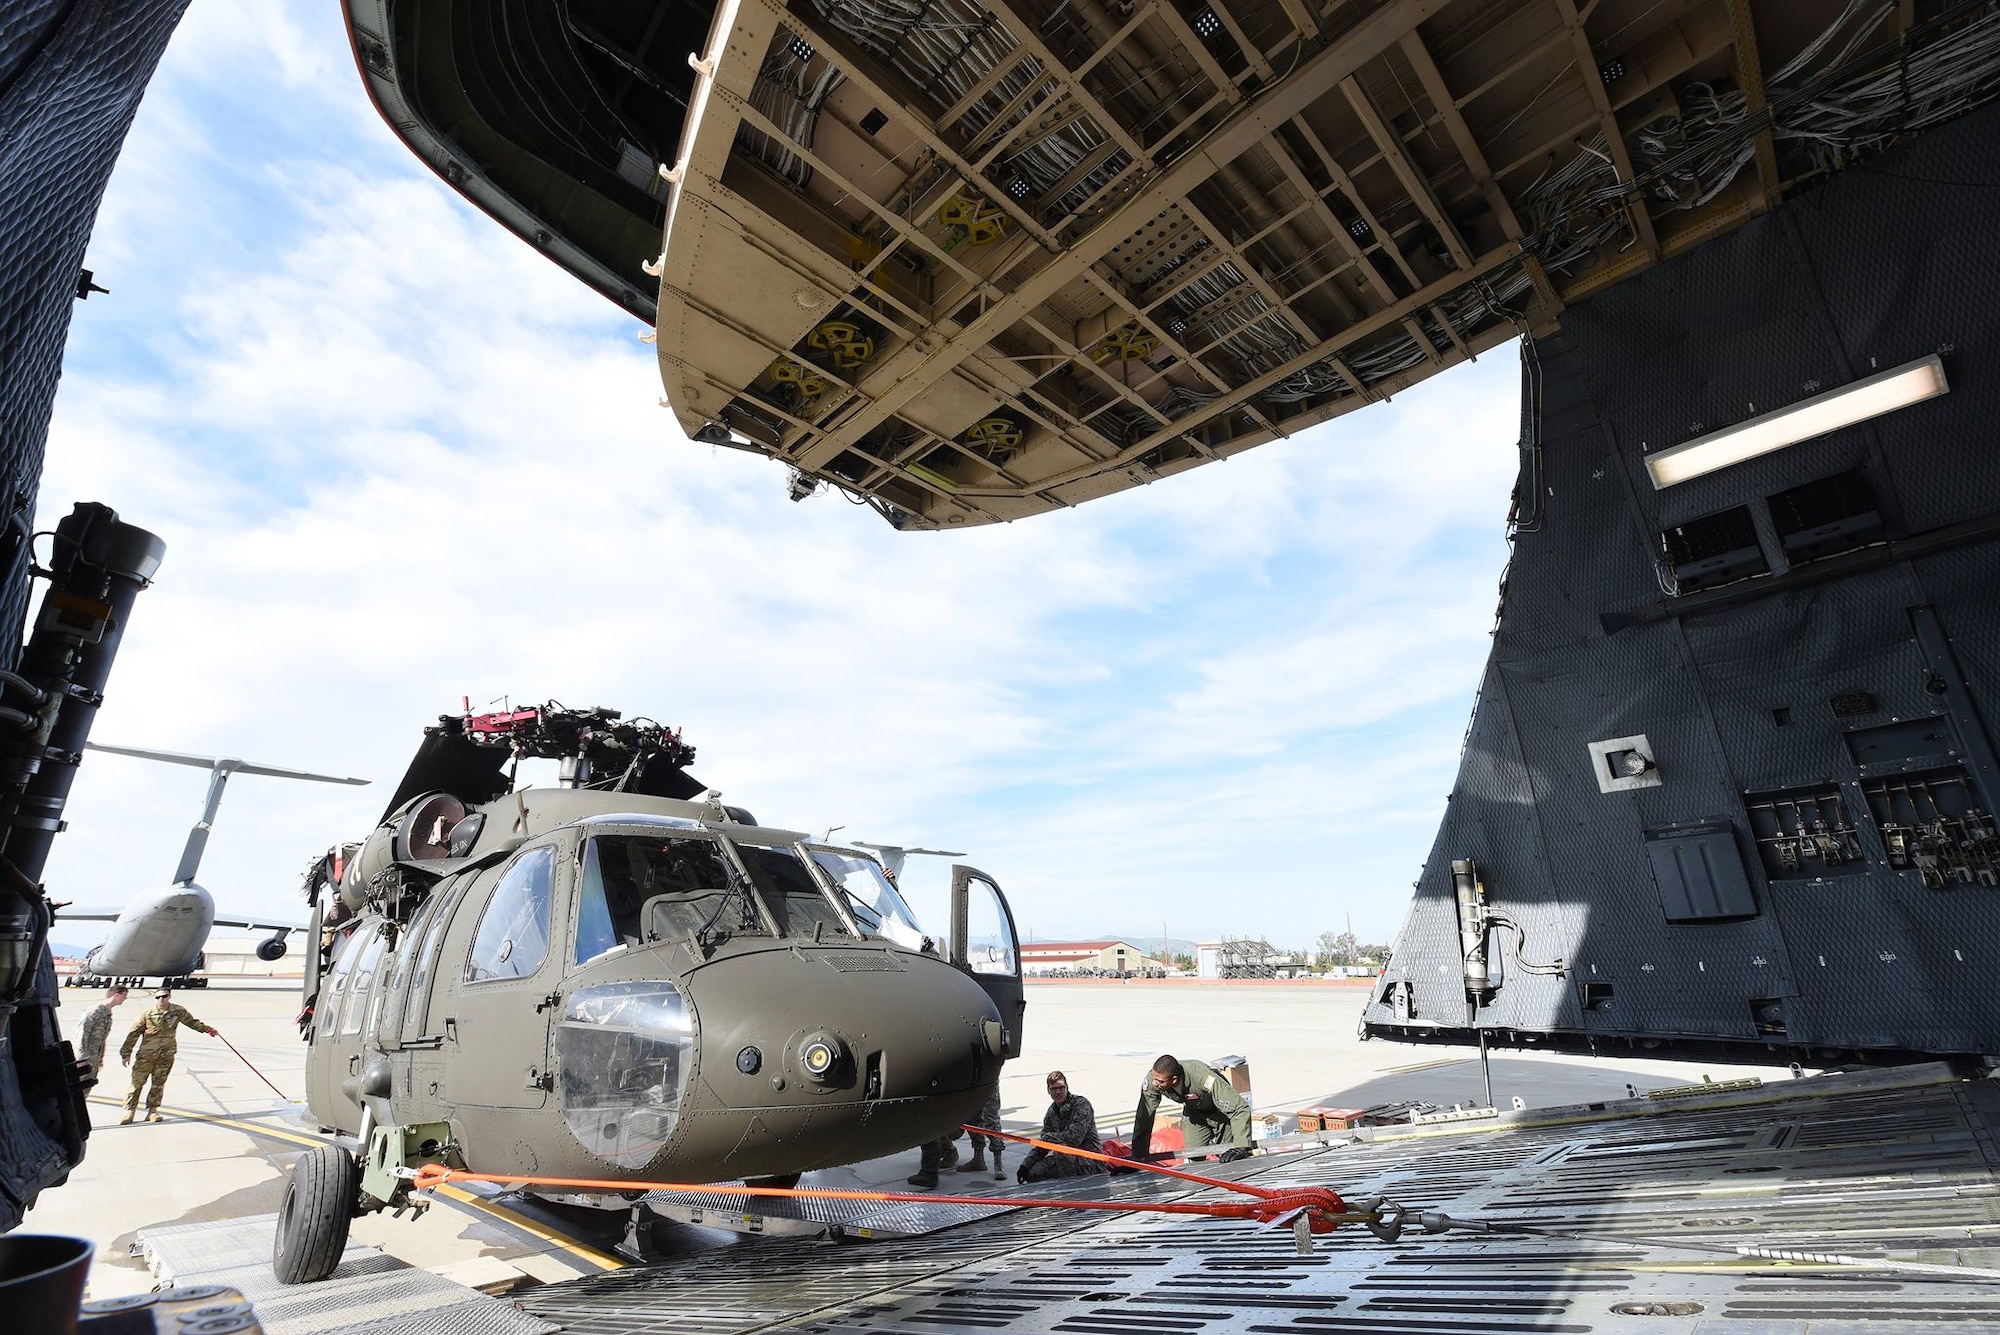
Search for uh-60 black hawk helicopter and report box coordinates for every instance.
[275,701,1025,1283]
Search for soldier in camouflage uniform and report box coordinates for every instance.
[75,985,127,1079]
[119,988,218,1123]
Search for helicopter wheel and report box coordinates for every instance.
[272,1144,358,1284]
[745,1172,801,1189]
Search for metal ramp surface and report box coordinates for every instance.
[519,1067,2000,1334]
[641,1184,1014,1239]
[136,1214,556,1335]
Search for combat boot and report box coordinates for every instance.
[118,1110,134,1125]
[991,1147,1005,1181]
[905,1170,939,1190]
[956,1149,987,1172]
[147,1111,164,1123]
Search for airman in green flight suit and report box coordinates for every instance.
[118,988,217,1123]
[1130,1054,1253,1162]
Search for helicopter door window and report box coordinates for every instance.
[806,848,927,950]
[318,929,361,1037]
[402,880,467,1042]
[735,844,850,940]
[341,933,387,1035]
[466,846,557,983]
[376,888,438,1042]
[959,876,1018,977]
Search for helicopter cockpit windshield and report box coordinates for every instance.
[571,829,934,956]
[804,847,928,950]
[574,834,763,961]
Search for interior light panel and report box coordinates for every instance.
[1645,354,1948,489]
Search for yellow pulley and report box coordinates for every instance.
[937,193,1009,246]
[806,320,875,369]
[962,415,1025,455]
[768,358,831,398]
[1088,322,1158,364]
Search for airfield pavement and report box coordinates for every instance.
[22,976,1787,1303]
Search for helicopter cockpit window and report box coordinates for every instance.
[465,846,556,983]
[575,835,756,946]
[735,844,849,940]
[555,981,691,1167]
[808,849,927,949]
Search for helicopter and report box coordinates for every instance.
[276,701,1024,1283]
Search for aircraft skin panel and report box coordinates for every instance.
[1364,99,2000,1064]
[87,884,214,979]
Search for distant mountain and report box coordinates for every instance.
[47,942,92,959]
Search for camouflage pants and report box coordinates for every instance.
[964,1088,1003,1153]
[1020,1149,1103,1182]
[124,1050,175,1113]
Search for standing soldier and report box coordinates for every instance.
[1130,1054,1252,1163]
[119,988,218,1124]
[75,985,128,1079]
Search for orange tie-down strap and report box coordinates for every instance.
[406,1125,1385,1242]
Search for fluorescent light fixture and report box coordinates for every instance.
[1644,353,1948,489]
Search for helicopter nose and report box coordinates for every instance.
[679,946,1003,1169]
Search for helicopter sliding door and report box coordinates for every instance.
[950,866,1024,1059]
[448,845,562,1108]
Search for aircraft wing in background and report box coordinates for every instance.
[211,916,307,934]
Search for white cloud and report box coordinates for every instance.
[38,3,1520,954]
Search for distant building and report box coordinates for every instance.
[1020,940,1163,975]
[1196,940,1312,979]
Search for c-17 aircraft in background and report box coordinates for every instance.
[59,742,370,988]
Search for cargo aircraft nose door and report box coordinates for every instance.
[950,866,1024,1059]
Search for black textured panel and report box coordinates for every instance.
[1367,100,2000,1062]
[0,0,193,1231]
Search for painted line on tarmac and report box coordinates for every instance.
[85,1096,624,1273]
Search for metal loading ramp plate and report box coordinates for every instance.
[520,1069,2000,1334]
[642,1185,1014,1238]
[136,1214,557,1335]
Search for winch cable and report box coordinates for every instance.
[211,1029,295,1102]
[962,1132,2000,1281]
[972,1124,1289,1197]
[1413,1210,2000,1284]
[405,1127,1373,1241]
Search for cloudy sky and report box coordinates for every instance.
[40,1,1520,954]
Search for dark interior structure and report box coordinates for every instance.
[1362,100,2000,1064]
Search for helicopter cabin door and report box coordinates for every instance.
[950,865,1024,1059]
[447,844,562,1108]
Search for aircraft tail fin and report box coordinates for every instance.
[89,742,370,885]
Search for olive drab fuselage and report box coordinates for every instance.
[302,787,1021,1190]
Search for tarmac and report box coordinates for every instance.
[21,975,1787,1306]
